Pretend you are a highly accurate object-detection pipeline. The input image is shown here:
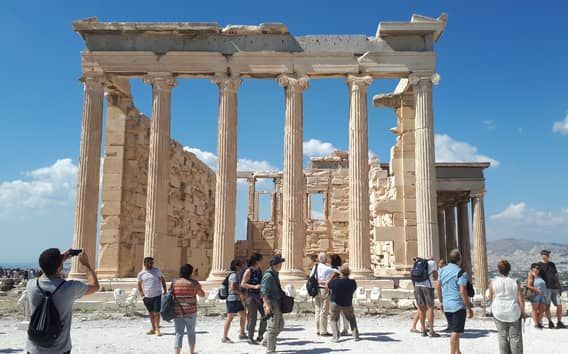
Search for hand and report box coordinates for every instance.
[255,284,261,290]
[61,249,72,261]
[264,303,272,316]
[536,289,543,295]
[78,252,91,268]
[467,308,474,318]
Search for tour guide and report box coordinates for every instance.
[261,255,285,354]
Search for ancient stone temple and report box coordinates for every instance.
[69,13,490,296]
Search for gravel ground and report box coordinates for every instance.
[1,312,567,353]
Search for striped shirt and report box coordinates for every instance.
[173,278,199,317]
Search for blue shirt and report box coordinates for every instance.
[439,263,468,313]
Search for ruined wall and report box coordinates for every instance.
[97,100,215,280]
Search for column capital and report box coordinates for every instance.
[346,74,373,92]
[471,191,485,199]
[80,72,105,91]
[212,74,242,92]
[277,74,309,92]
[409,72,440,87]
[144,72,176,91]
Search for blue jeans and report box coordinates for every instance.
[174,314,197,349]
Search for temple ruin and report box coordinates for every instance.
[69,13,490,296]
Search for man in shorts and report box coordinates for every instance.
[137,257,167,336]
[539,250,565,328]
[413,257,439,337]
[438,249,474,354]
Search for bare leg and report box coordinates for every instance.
[557,304,564,322]
[411,310,420,331]
[239,310,246,336]
[224,313,234,339]
[531,303,539,326]
[419,306,427,333]
[427,307,435,335]
[450,332,461,354]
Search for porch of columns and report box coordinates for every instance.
[437,208,447,261]
[472,193,488,306]
[278,74,309,280]
[70,72,105,279]
[457,197,473,276]
[347,74,374,279]
[207,74,241,282]
[444,205,457,256]
[410,73,440,260]
[142,73,176,266]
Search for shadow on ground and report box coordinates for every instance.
[359,331,400,342]
[461,329,497,339]
[0,349,23,353]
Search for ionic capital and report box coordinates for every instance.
[144,72,176,92]
[408,72,440,87]
[212,74,242,92]
[471,191,485,200]
[277,74,309,92]
[81,72,105,92]
[346,75,373,92]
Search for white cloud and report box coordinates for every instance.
[303,139,338,158]
[552,113,568,135]
[435,134,500,167]
[483,120,496,131]
[0,159,77,209]
[491,202,526,221]
[183,146,278,172]
[183,147,218,170]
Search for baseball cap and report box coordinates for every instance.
[540,250,551,256]
[269,255,285,266]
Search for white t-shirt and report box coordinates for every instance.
[310,263,336,286]
[415,260,437,288]
[137,268,164,298]
[491,276,521,322]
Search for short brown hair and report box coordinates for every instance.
[497,260,511,276]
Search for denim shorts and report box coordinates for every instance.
[532,295,547,304]
[226,300,245,314]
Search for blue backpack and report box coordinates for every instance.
[411,258,430,284]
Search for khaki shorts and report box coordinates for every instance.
[414,286,435,308]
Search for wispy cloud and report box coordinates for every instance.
[183,146,278,172]
[435,133,500,167]
[483,120,496,131]
[552,113,568,135]
[303,139,338,158]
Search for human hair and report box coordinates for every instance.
[143,257,154,264]
[330,254,342,268]
[39,248,63,276]
[230,259,243,271]
[448,249,461,264]
[531,263,541,270]
[179,264,194,279]
[248,253,263,267]
[340,263,351,277]
[497,260,511,276]
[318,252,328,263]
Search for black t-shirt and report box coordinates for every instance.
[539,261,559,289]
[328,277,357,307]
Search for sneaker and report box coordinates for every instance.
[557,321,566,329]
[155,329,162,336]
[549,322,556,329]
[256,336,264,343]
[429,332,441,337]
[145,329,155,335]
[238,334,248,340]
[422,331,428,337]
[340,330,349,336]
[320,332,333,337]
[221,337,233,343]
[247,338,259,345]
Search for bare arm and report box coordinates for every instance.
[459,285,473,318]
[527,273,542,294]
[195,281,205,297]
[516,282,525,318]
[77,252,99,295]
[488,282,494,303]
[436,279,443,311]
[137,281,144,298]
[161,276,167,294]
[241,269,260,290]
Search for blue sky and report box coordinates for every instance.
[1,0,567,262]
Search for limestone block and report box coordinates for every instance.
[380,289,413,299]
[397,299,415,310]
[398,279,414,290]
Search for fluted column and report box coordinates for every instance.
[457,198,473,276]
[70,72,105,279]
[437,208,447,261]
[278,74,309,280]
[247,177,256,219]
[142,73,176,266]
[472,193,488,306]
[410,73,440,260]
[207,74,241,282]
[445,205,457,255]
[347,75,373,279]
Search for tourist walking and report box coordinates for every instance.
[310,252,336,336]
[172,264,205,354]
[488,260,524,354]
[241,253,267,345]
[27,248,100,354]
[539,250,565,328]
[328,263,360,342]
[222,259,247,343]
[261,255,286,354]
[527,263,547,329]
[329,254,349,336]
[437,249,473,354]
[137,257,167,336]
[412,257,440,337]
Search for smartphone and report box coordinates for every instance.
[69,249,83,257]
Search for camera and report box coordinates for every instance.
[69,249,83,257]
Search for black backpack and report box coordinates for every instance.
[410,258,430,284]
[217,272,233,300]
[457,270,475,298]
[306,264,319,297]
[28,279,65,347]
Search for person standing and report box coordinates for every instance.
[527,263,547,329]
[137,257,167,336]
[329,254,349,336]
[539,250,565,328]
[173,264,205,354]
[413,258,440,337]
[310,252,336,336]
[241,253,267,345]
[222,259,247,343]
[489,260,525,354]
[261,255,286,354]
[437,249,474,354]
[328,263,360,342]
[27,248,100,354]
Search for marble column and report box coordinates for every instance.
[207,75,241,282]
[410,73,440,260]
[247,177,256,220]
[70,72,105,279]
[143,73,176,266]
[437,208,447,261]
[445,205,457,255]
[278,74,309,280]
[347,74,373,279]
[457,198,473,276]
[472,193,488,306]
